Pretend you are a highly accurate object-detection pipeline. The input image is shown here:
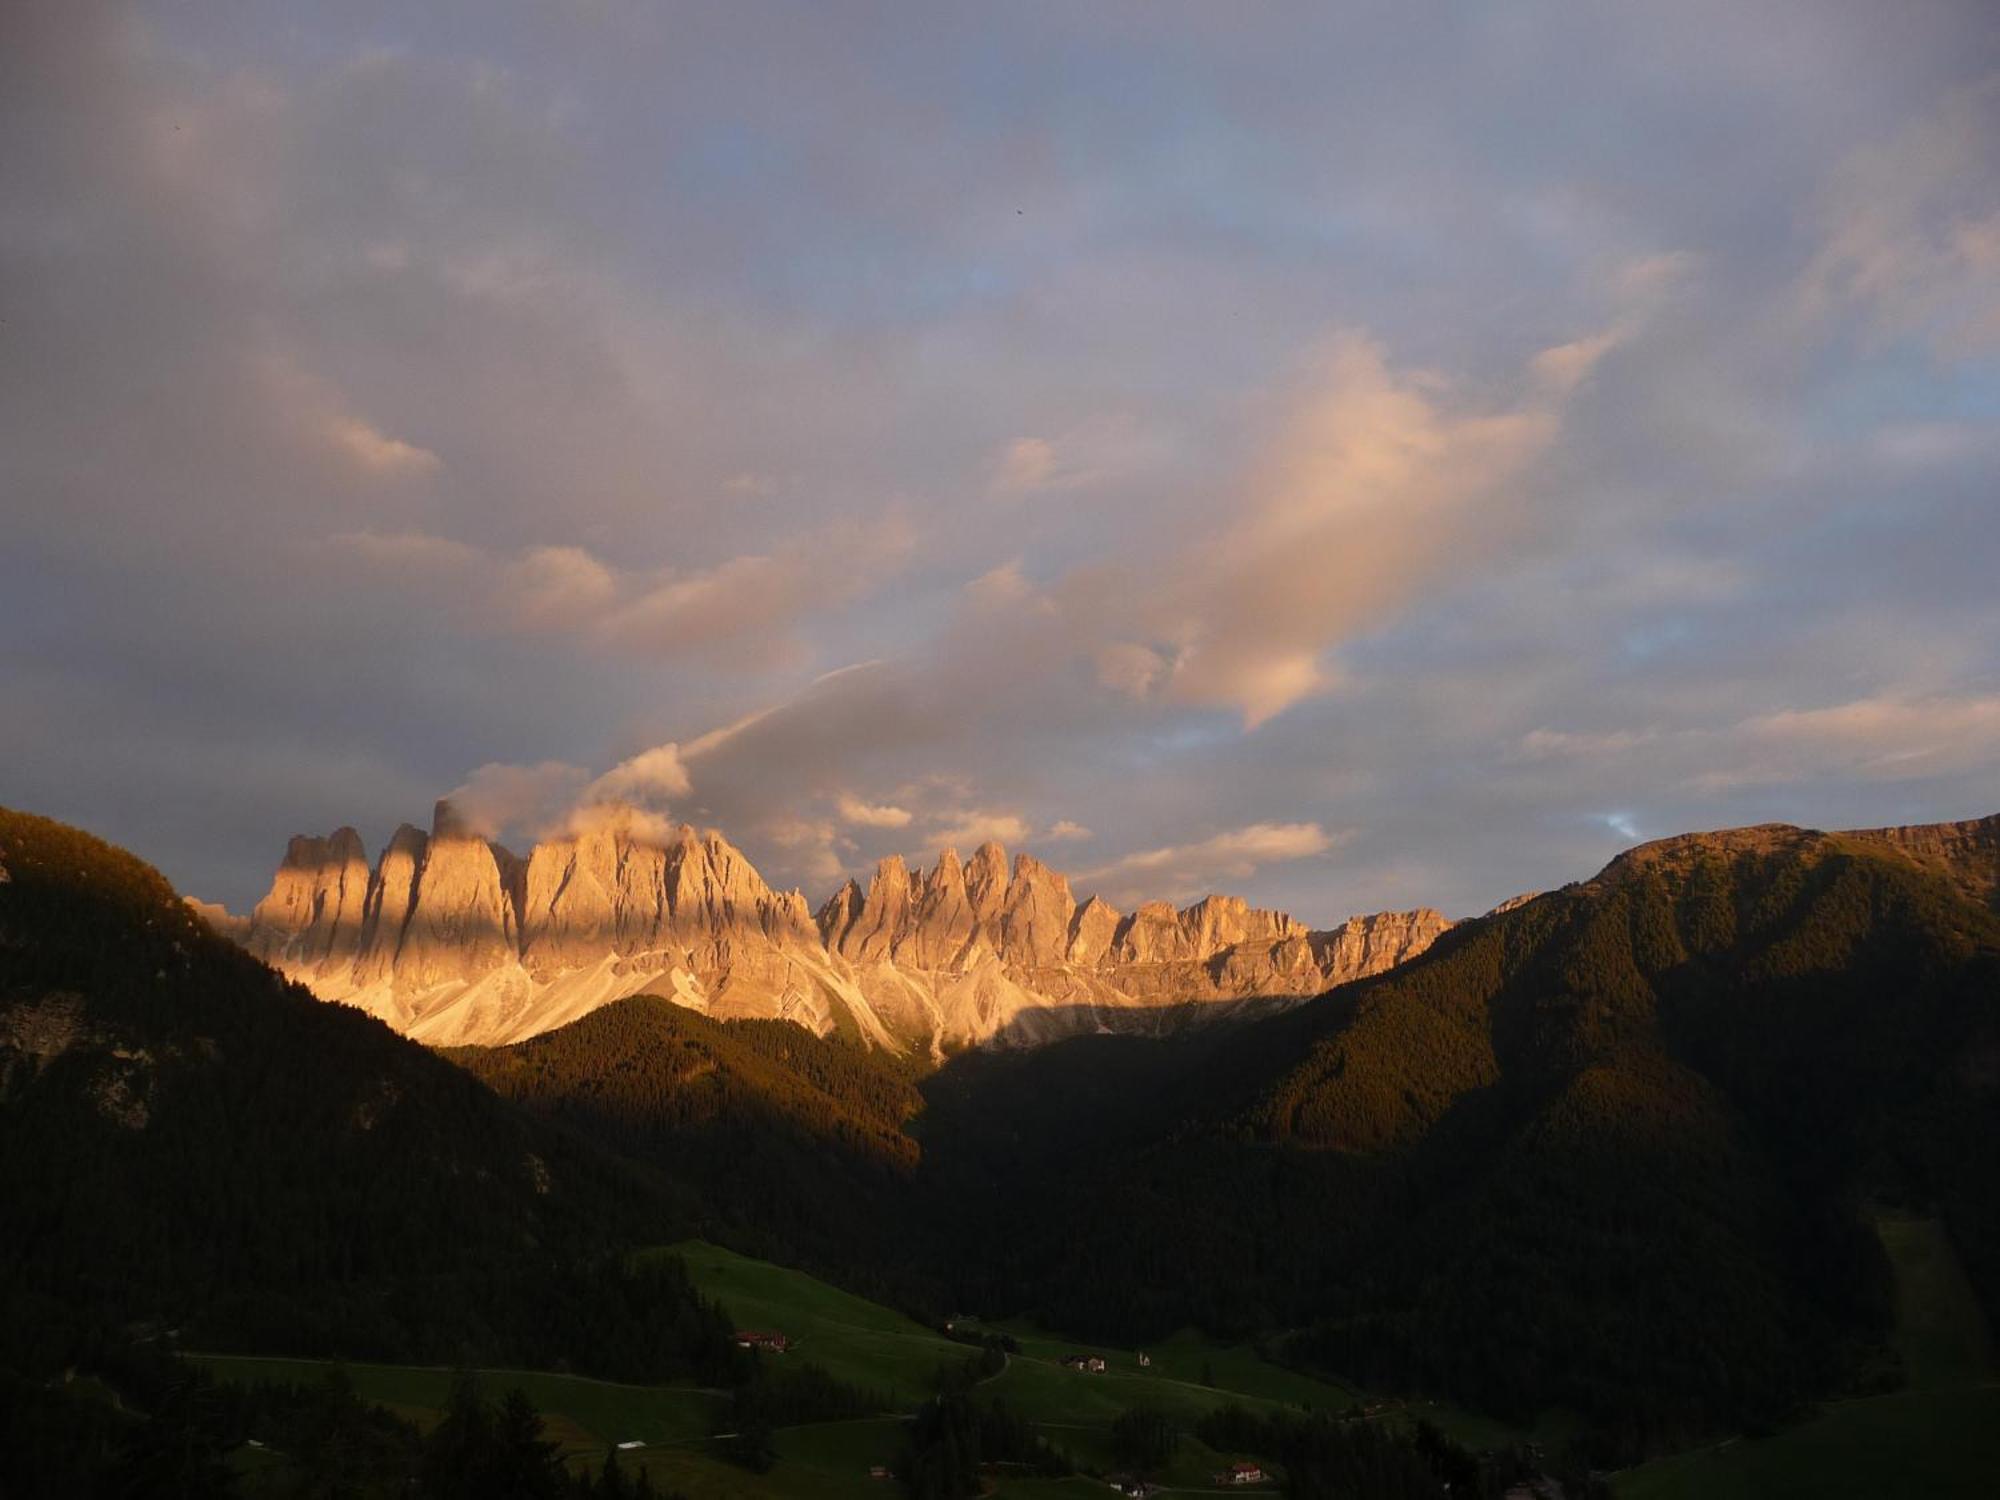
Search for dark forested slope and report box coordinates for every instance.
[919,824,2000,1458]
[0,807,730,1382]
[446,995,929,1296]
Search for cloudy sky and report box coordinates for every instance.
[5,1,1998,922]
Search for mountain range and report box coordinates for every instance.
[7,799,1998,1476]
[225,800,1449,1052]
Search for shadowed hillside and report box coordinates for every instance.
[0,806,734,1385]
[916,823,2000,1460]
[446,996,932,1302]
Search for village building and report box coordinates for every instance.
[1215,1460,1266,1485]
[734,1329,789,1353]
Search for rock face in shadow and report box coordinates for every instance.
[242,807,1450,1052]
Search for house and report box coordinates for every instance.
[615,1441,645,1451]
[1215,1461,1266,1485]
[1137,1352,1151,1367]
[1060,1353,1105,1371]
[735,1329,789,1353]
[869,1465,893,1480]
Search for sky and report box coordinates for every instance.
[3,1,1998,923]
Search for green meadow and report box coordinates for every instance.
[199,1237,1429,1494]
[1615,1216,2000,1500]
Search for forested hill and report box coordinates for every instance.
[445,996,930,1300]
[929,821,2000,1460]
[0,807,731,1384]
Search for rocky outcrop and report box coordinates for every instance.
[1846,813,2000,912]
[245,809,1452,1053]
[1312,908,1453,983]
[245,800,889,1048]
[810,842,1450,1049]
[246,828,371,970]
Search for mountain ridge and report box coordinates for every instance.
[229,800,1450,1052]
[911,812,2000,1456]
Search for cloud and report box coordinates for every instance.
[1511,727,1659,763]
[1077,821,1341,902]
[723,471,779,498]
[583,743,693,803]
[1800,78,2000,356]
[836,792,913,828]
[1109,333,1565,727]
[447,759,590,841]
[992,437,1058,494]
[524,742,699,847]
[562,800,681,846]
[328,414,442,477]
[509,546,620,629]
[927,809,1034,850]
[963,560,1039,612]
[1095,642,1169,699]
[327,516,914,666]
[988,416,1168,497]
[598,515,916,659]
[1530,329,1622,394]
[328,529,482,573]
[762,815,849,886]
[1696,691,2000,791]
[12,0,1998,931]
[1046,820,1092,841]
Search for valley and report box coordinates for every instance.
[189,1239,1531,1499]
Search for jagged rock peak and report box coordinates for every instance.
[1310,908,1452,985]
[237,805,1461,1052]
[247,825,371,970]
[280,826,366,868]
[429,798,480,841]
[966,841,1009,911]
[816,879,865,947]
[1066,895,1121,965]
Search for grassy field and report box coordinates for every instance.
[669,1240,1297,1490]
[957,1313,1536,1452]
[191,1352,723,1449]
[1615,1216,2000,1500]
[197,1239,1539,1495]
[663,1240,970,1404]
[674,1240,1551,1492]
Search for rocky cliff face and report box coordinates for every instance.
[1846,813,2000,912]
[242,805,1450,1052]
[811,847,1448,1046]
[243,801,889,1048]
